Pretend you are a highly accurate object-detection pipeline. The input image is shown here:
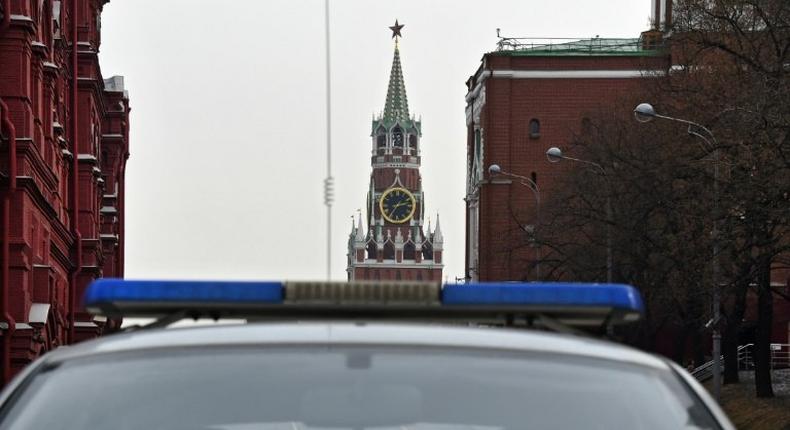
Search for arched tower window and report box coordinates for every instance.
[422,242,434,260]
[408,135,418,154]
[529,119,541,139]
[375,126,387,153]
[384,241,395,260]
[392,126,404,148]
[404,243,416,260]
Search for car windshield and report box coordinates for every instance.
[0,346,720,430]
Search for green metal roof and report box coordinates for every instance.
[493,38,663,57]
[370,41,421,135]
[382,42,410,122]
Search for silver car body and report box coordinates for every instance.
[0,321,734,429]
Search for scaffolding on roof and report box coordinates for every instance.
[494,35,662,55]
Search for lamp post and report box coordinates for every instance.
[489,164,542,280]
[634,102,722,401]
[545,147,613,283]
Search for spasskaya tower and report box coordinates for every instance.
[346,21,443,282]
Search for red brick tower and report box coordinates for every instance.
[347,23,443,282]
[0,0,130,382]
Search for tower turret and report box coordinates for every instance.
[346,21,443,282]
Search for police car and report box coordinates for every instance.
[0,280,733,429]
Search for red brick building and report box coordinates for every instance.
[0,0,129,382]
[463,39,668,282]
[464,0,789,348]
[347,36,443,282]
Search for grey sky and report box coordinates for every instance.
[99,0,653,282]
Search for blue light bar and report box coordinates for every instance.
[442,282,644,312]
[83,279,644,328]
[85,279,283,311]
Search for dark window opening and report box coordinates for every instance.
[383,242,395,260]
[422,242,434,260]
[530,172,537,184]
[529,119,540,139]
[581,117,592,133]
[377,134,386,148]
[404,243,416,260]
[393,127,404,148]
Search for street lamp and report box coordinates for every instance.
[545,147,613,283]
[633,102,722,400]
[633,102,657,123]
[488,164,542,280]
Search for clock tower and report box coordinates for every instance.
[347,22,443,282]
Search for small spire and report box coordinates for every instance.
[394,228,404,244]
[355,213,365,242]
[434,214,443,243]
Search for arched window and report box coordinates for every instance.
[409,135,417,151]
[384,241,395,260]
[377,134,386,148]
[422,242,433,260]
[581,117,592,133]
[392,127,404,148]
[404,243,416,260]
[529,119,541,139]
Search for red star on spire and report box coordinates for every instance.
[389,19,404,39]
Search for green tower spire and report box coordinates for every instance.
[382,41,410,123]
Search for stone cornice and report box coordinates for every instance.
[15,177,59,221]
[15,138,60,190]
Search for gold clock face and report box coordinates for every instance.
[379,187,416,224]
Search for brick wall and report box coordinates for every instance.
[0,0,129,381]
[468,51,668,281]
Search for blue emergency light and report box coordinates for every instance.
[443,282,643,311]
[85,279,283,305]
[84,279,644,329]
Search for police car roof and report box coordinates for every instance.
[44,322,668,370]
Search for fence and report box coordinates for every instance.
[691,343,789,381]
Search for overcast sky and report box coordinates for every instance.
[98,0,653,282]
